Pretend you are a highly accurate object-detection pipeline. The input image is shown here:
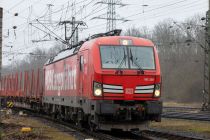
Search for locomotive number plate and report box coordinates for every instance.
[125,88,134,94]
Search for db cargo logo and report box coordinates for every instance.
[45,65,77,91]
[125,88,134,94]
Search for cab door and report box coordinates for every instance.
[78,50,89,98]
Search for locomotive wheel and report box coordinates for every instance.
[90,123,96,131]
[89,122,97,132]
[88,117,97,132]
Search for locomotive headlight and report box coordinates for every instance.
[154,84,161,97]
[154,90,160,97]
[93,82,102,96]
[94,89,102,96]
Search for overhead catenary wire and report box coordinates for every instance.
[3,0,197,47]
[4,0,202,40]
[41,0,95,36]
[29,21,67,45]
[2,0,84,54]
[36,19,67,43]
[3,0,92,57]
[2,0,206,64]
[3,0,88,28]
[3,51,52,56]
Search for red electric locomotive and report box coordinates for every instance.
[0,30,162,131]
[43,30,162,131]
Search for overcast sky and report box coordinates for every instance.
[0,0,208,66]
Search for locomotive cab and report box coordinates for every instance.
[85,36,162,131]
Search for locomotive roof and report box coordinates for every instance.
[45,48,76,65]
[45,36,154,65]
[45,29,122,65]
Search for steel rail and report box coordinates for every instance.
[132,130,204,140]
[162,106,210,121]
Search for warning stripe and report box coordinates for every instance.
[7,101,14,108]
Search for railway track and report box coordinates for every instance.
[162,106,210,121]
[132,129,204,140]
[5,107,207,140]
[9,108,121,140]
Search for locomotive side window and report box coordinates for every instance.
[80,55,84,71]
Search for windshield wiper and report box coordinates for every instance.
[116,48,127,74]
[130,49,144,74]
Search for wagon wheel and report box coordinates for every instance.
[76,120,83,129]
[57,113,63,121]
[52,111,58,120]
[88,117,97,132]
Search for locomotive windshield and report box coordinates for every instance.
[100,46,155,70]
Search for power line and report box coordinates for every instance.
[129,0,205,21]
[125,0,189,19]
[8,0,26,11]
[64,1,70,21]
[85,0,205,31]
[86,0,195,30]
[73,0,96,17]
[79,4,106,21]
[40,0,89,19]
[118,0,205,28]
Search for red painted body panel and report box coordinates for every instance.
[44,54,78,97]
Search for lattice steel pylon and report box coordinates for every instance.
[92,0,129,32]
[47,4,54,25]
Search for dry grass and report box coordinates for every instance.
[2,114,76,140]
[163,101,201,108]
[150,118,210,138]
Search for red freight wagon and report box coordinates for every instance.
[0,69,43,108]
